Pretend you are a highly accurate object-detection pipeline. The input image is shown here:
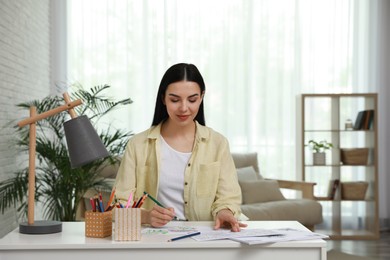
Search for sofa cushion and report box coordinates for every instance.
[236,166,263,182]
[231,152,260,175]
[239,180,285,204]
[241,199,323,226]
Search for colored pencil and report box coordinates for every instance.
[90,198,96,212]
[105,187,116,211]
[144,191,179,220]
[144,191,165,208]
[135,193,148,208]
[125,191,133,209]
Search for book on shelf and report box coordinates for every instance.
[364,110,374,130]
[353,111,365,130]
[353,110,374,130]
[327,179,340,200]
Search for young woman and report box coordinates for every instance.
[115,63,246,232]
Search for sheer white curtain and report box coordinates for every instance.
[67,0,375,181]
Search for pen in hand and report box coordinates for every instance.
[143,191,179,220]
[143,191,164,207]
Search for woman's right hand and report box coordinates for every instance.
[143,205,176,227]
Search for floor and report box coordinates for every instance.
[326,231,390,259]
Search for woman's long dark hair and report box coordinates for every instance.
[151,63,206,126]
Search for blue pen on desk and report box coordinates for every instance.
[168,231,201,242]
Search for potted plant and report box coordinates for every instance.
[0,84,133,221]
[306,140,333,165]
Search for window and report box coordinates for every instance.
[67,0,376,180]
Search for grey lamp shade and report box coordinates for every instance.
[64,115,109,168]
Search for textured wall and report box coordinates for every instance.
[0,0,51,237]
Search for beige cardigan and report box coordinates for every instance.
[114,121,242,221]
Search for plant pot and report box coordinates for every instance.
[313,152,326,165]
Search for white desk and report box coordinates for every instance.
[0,221,326,260]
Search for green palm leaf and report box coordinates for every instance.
[0,84,133,221]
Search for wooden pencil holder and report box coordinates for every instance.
[114,208,141,241]
[85,210,112,238]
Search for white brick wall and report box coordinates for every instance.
[0,0,51,237]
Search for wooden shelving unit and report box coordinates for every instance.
[301,93,379,240]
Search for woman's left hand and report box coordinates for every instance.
[214,209,247,232]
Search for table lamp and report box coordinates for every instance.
[16,92,109,234]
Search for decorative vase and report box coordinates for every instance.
[313,152,326,165]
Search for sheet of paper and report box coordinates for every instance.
[192,228,281,241]
[142,225,199,235]
[230,228,329,245]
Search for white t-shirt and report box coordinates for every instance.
[157,136,191,220]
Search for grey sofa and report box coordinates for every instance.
[232,152,323,230]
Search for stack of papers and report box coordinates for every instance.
[142,225,328,245]
[192,228,329,245]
